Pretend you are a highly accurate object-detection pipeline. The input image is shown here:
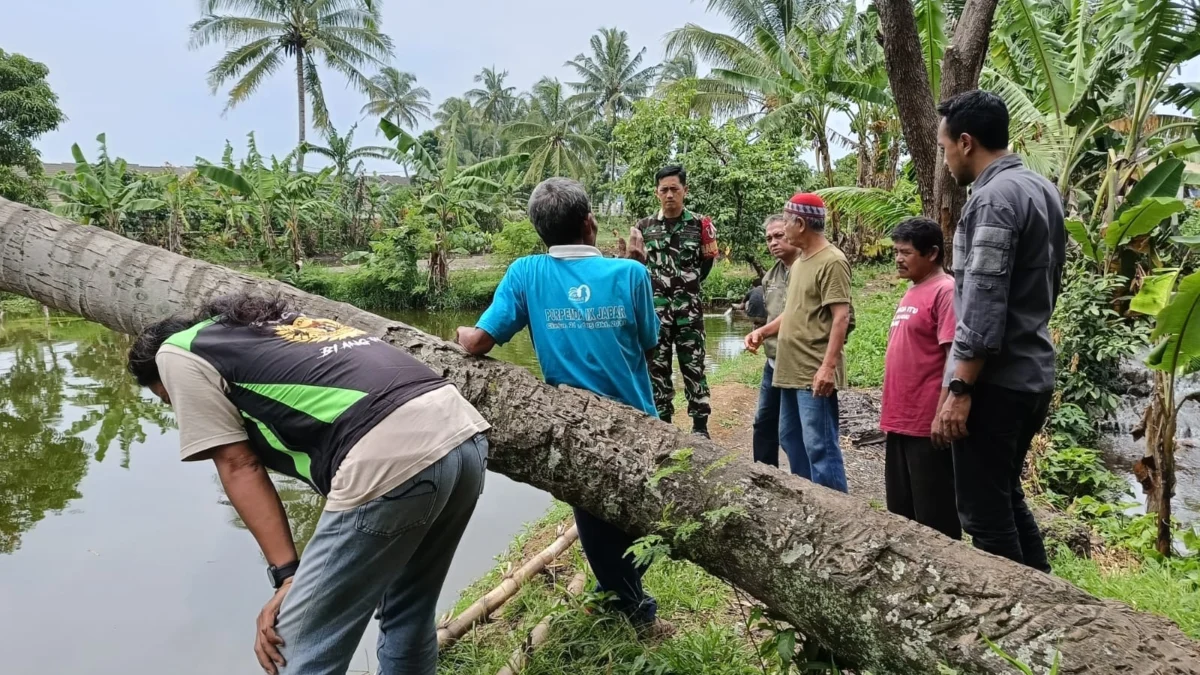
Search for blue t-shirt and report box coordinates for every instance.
[476,247,659,416]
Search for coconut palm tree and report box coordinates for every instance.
[300,123,394,177]
[188,0,394,171]
[565,27,659,126]
[361,67,432,130]
[506,78,605,184]
[666,0,889,186]
[656,45,699,91]
[467,67,519,124]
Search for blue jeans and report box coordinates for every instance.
[752,361,782,466]
[275,434,488,675]
[778,388,848,492]
[572,507,657,626]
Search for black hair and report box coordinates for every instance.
[936,90,1010,151]
[527,177,592,246]
[892,217,944,263]
[127,293,294,387]
[655,165,687,187]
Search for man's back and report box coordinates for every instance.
[476,248,659,416]
[953,154,1065,392]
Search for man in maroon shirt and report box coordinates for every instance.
[881,217,961,540]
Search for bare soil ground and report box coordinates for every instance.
[674,384,888,504]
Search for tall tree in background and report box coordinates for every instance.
[362,67,432,130]
[507,78,605,184]
[565,28,658,126]
[667,1,890,187]
[468,67,519,124]
[188,0,394,171]
[0,49,65,208]
[300,123,393,177]
[875,0,1003,246]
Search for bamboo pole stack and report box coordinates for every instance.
[437,523,579,650]
[494,571,589,675]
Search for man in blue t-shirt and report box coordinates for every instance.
[456,178,672,637]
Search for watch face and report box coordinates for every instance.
[267,566,277,586]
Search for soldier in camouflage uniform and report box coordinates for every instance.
[627,166,716,437]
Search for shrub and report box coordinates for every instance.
[1049,263,1148,444]
[492,219,546,262]
[701,260,756,304]
[1036,446,1130,509]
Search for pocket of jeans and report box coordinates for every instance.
[354,479,438,538]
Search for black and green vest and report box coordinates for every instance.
[164,314,449,495]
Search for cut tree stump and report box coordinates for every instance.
[2,198,1198,674]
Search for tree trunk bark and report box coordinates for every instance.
[1137,372,1177,557]
[875,0,1001,265]
[2,197,1199,674]
[874,0,939,213]
[296,50,307,173]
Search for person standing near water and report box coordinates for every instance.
[456,177,675,639]
[749,215,799,468]
[128,295,490,675]
[625,165,718,438]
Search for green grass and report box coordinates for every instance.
[845,263,906,389]
[1050,546,1200,639]
[437,501,764,675]
[0,292,42,317]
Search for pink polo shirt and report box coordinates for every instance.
[880,273,956,438]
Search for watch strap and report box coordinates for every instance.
[269,560,301,589]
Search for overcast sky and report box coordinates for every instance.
[3,1,1195,175]
[2,0,737,173]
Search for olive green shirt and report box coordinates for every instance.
[761,260,791,361]
[772,244,852,391]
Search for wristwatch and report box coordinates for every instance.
[948,378,974,397]
[267,560,301,589]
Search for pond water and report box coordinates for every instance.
[0,310,754,675]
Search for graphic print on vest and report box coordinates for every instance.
[170,314,448,494]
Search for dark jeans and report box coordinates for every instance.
[953,383,1052,572]
[572,507,657,625]
[752,361,782,466]
[885,433,961,540]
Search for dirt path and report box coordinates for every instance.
[674,383,888,504]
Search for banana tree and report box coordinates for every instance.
[380,118,524,290]
[50,134,165,235]
[1098,162,1192,555]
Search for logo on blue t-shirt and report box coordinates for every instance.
[568,284,591,303]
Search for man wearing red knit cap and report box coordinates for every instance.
[744,193,850,492]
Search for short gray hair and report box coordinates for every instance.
[764,214,787,231]
[528,178,591,246]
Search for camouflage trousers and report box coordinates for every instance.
[649,320,711,421]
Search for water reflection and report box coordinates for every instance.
[0,323,90,554]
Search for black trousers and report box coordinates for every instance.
[572,507,657,624]
[885,433,961,541]
[953,383,1052,573]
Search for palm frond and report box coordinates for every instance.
[816,186,921,233]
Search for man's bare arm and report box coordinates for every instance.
[456,326,497,356]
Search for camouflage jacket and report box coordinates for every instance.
[634,209,713,323]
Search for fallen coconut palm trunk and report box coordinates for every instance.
[2,197,1198,674]
[437,524,578,649]
[496,571,588,675]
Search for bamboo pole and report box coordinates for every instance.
[437,523,578,650]
[495,571,588,675]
